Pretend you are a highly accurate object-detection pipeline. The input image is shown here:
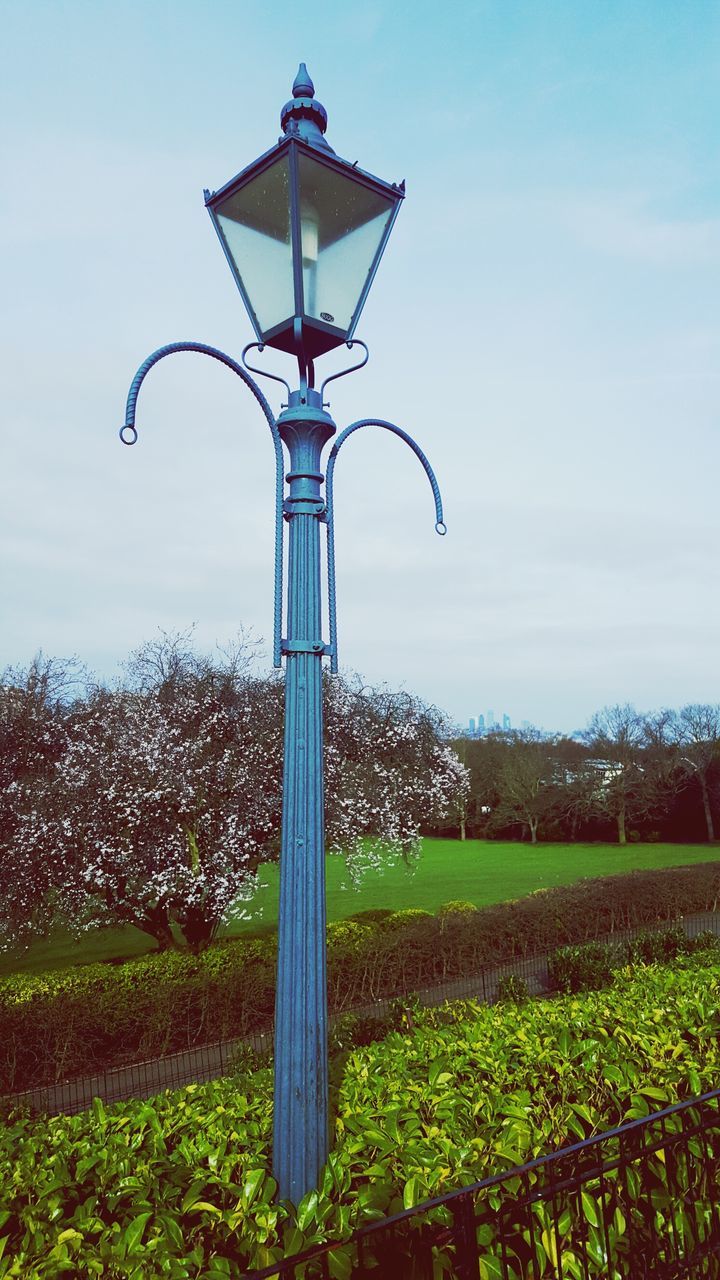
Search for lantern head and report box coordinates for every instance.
[204,65,404,362]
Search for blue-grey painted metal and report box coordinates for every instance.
[325,418,446,674]
[119,352,446,1202]
[280,63,332,152]
[319,340,369,399]
[117,66,447,1210]
[241,343,293,400]
[273,388,336,1202]
[119,341,285,670]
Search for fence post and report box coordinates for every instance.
[451,1192,479,1280]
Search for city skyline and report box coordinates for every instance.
[467,712,516,736]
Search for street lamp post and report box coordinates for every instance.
[119,65,446,1204]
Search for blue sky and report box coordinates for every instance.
[1,0,719,732]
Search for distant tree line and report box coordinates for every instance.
[0,635,467,953]
[429,703,720,846]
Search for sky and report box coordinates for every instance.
[1,0,719,735]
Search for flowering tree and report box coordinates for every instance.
[5,637,469,952]
[22,652,284,951]
[0,655,84,950]
[324,677,469,874]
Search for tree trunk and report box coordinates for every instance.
[529,817,538,844]
[178,903,220,952]
[100,887,175,951]
[617,803,626,846]
[139,902,176,951]
[460,815,466,841]
[700,773,715,842]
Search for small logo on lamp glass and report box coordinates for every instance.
[320,312,334,322]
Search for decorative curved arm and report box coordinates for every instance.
[325,418,446,674]
[119,341,285,669]
[241,342,292,399]
[319,340,369,400]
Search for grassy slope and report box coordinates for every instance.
[2,838,717,975]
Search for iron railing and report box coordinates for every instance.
[5,909,720,1116]
[244,1087,720,1279]
[6,1028,274,1116]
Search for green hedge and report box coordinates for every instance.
[3,955,720,1276]
[548,927,720,993]
[548,940,623,992]
[0,940,278,1094]
[3,860,720,1093]
[495,973,530,1003]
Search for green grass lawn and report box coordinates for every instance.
[2,839,718,976]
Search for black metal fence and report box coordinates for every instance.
[6,910,720,1117]
[244,1087,720,1279]
[7,1027,274,1116]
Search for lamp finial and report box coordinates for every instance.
[293,63,314,98]
[281,63,334,153]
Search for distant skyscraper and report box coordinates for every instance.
[477,714,485,732]
[468,717,476,734]
[487,710,494,729]
[503,713,511,730]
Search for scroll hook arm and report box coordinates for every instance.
[324,417,446,674]
[118,340,285,668]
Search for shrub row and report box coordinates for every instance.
[3,859,720,1092]
[0,939,279,1094]
[3,955,720,1276]
[548,926,720,993]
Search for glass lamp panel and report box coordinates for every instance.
[297,153,395,333]
[215,155,294,336]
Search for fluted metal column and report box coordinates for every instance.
[273,390,336,1203]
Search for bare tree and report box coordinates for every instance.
[582,704,646,845]
[490,728,556,844]
[641,707,684,830]
[674,704,720,842]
